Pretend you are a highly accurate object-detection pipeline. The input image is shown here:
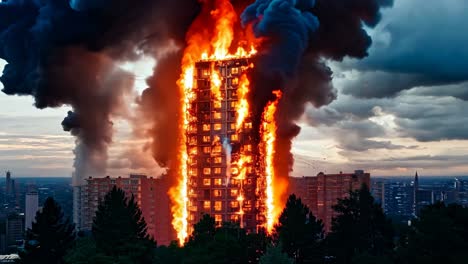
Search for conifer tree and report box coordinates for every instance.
[20,197,75,264]
[274,194,324,263]
[326,184,394,264]
[92,186,155,264]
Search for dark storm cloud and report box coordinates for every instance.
[341,0,468,98]
[401,82,468,101]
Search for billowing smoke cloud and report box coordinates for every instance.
[0,0,199,185]
[239,0,393,193]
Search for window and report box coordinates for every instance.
[203,201,211,209]
[230,101,237,108]
[203,146,211,154]
[203,168,211,175]
[230,134,238,141]
[214,167,222,174]
[214,123,222,131]
[230,123,236,130]
[189,136,197,145]
[213,146,222,153]
[213,112,222,119]
[231,67,239,74]
[189,169,197,176]
[203,178,211,186]
[232,78,239,85]
[214,101,222,109]
[213,157,222,164]
[214,214,222,225]
[203,135,211,143]
[244,122,252,129]
[189,147,197,155]
[213,190,222,197]
[231,167,239,175]
[244,144,252,152]
[203,124,210,131]
[188,125,197,133]
[214,201,222,211]
[230,189,239,197]
[230,201,239,208]
[230,214,239,222]
[247,166,254,174]
[230,179,238,185]
[202,68,210,77]
[214,178,223,186]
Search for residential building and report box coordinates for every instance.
[288,170,370,232]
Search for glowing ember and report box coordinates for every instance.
[261,90,282,233]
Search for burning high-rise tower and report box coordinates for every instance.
[186,57,262,234]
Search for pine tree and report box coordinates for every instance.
[92,186,155,264]
[326,184,394,264]
[274,194,324,264]
[259,243,295,264]
[19,197,75,264]
[396,202,468,264]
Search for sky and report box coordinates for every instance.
[1,0,468,177]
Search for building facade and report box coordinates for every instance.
[288,171,370,232]
[79,175,172,245]
[186,58,263,234]
[24,191,39,230]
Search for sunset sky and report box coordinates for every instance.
[1,0,467,177]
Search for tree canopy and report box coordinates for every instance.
[274,194,324,263]
[20,197,75,264]
[326,184,394,264]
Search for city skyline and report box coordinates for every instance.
[1,0,468,178]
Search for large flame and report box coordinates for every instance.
[170,0,289,245]
[261,90,282,232]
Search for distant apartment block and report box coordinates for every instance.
[288,170,370,232]
[78,175,173,245]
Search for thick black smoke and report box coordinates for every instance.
[0,0,199,184]
[241,0,393,179]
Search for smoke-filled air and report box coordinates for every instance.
[0,0,392,243]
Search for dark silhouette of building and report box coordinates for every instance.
[5,172,11,196]
[413,171,419,215]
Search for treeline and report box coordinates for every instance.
[19,185,468,264]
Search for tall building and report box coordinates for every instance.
[413,171,419,215]
[25,191,39,230]
[5,213,23,251]
[384,181,414,218]
[5,172,11,196]
[79,175,172,245]
[186,58,263,234]
[371,179,385,208]
[288,171,370,232]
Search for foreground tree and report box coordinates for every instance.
[326,184,394,264]
[183,215,250,264]
[396,202,468,264]
[259,243,295,264]
[274,194,324,263]
[92,186,155,264]
[64,237,113,264]
[20,197,75,264]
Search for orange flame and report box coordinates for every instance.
[261,90,283,233]
[236,73,250,130]
[171,0,260,245]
